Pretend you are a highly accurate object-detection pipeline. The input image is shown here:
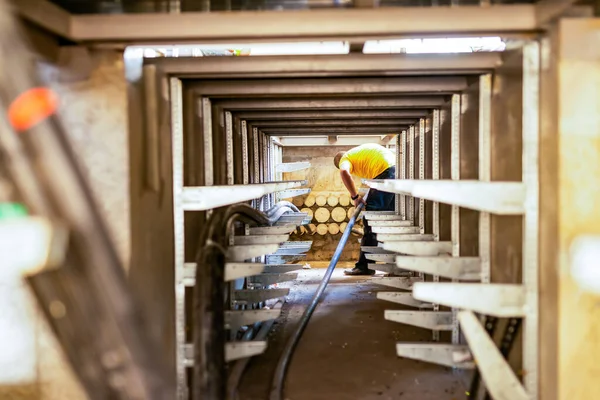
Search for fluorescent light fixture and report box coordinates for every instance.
[129,41,349,57]
[363,37,506,54]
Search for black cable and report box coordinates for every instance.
[193,204,271,400]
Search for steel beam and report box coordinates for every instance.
[145,53,502,77]
[69,6,537,43]
[234,110,430,120]
[189,77,468,96]
[260,127,404,135]
[247,119,416,128]
[275,136,395,146]
[216,97,449,111]
[13,0,71,38]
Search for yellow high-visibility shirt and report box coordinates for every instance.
[339,144,396,179]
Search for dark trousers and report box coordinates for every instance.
[356,166,396,271]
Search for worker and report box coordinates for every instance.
[334,143,396,276]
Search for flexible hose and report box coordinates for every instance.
[269,191,369,400]
[266,206,295,225]
[266,201,300,216]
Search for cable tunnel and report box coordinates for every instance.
[2,1,600,400]
[120,45,536,400]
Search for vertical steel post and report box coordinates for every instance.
[400,130,407,220]
[418,118,425,235]
[450,94,461,346]
[170,78,187,400]
[479,74,492,285]
[408,125,415,223]
[431,109,441,341]
[522,40,540,398]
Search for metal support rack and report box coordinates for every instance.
[363,43,540,399]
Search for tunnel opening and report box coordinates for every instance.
[122,38,533,400]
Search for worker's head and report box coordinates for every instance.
[333,151,345,169]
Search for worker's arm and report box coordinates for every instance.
[340,169,366,207]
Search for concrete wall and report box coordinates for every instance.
[0,49,129,400]
[43,49,130,268]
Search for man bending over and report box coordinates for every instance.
[334,143,396,276]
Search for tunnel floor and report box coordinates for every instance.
[238,267,466,400]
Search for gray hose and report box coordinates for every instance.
[269,192,369,400]
[266,206,295,225]
[266,201,300,217]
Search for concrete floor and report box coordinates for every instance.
[238,267,467,400]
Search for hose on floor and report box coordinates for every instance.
[269,190,369,400]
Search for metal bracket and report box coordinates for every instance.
[247,273,299,287]
[396,343,475,369]
[278,188,312,199]
[181,181,307,211]
[376,233,435,242]
[381,241,452,256]
[233,234,289,245]
[225,309,282,331]
[249,225,296,235]
[413,283,527,317]
[226,244,280,262]
[395,256,481,281]
[371,276,423,290]
[384,310,453,330]
[275,161,311,173]
[371,226,420,234]
[233,288,290,304]
[376,292,433,309]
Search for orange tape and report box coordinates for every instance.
[8,87,58,132]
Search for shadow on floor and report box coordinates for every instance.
[238,269,467,400]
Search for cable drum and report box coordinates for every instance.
[327,194,339,207]
[331,207,346,223]
[314,207,330,223]
[315,194,327,207]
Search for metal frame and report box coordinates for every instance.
[418,118,425,235]
[431,109,441,340]
[143,53,502,77]
[450,93,461,347]
[260,127,406,135]
[522,40,540,398]
[399,130,407,220]
[247,119,416,127]
[188,76,469,96]
[479,74,492,285]
[169,78,187,400]
[233,110,430,120]
[408,125,415,223]
[61,6,540,43]
[215,97,450,110]
[363,42,542,398]
[21,0,587,47]
[116,22,553,397]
